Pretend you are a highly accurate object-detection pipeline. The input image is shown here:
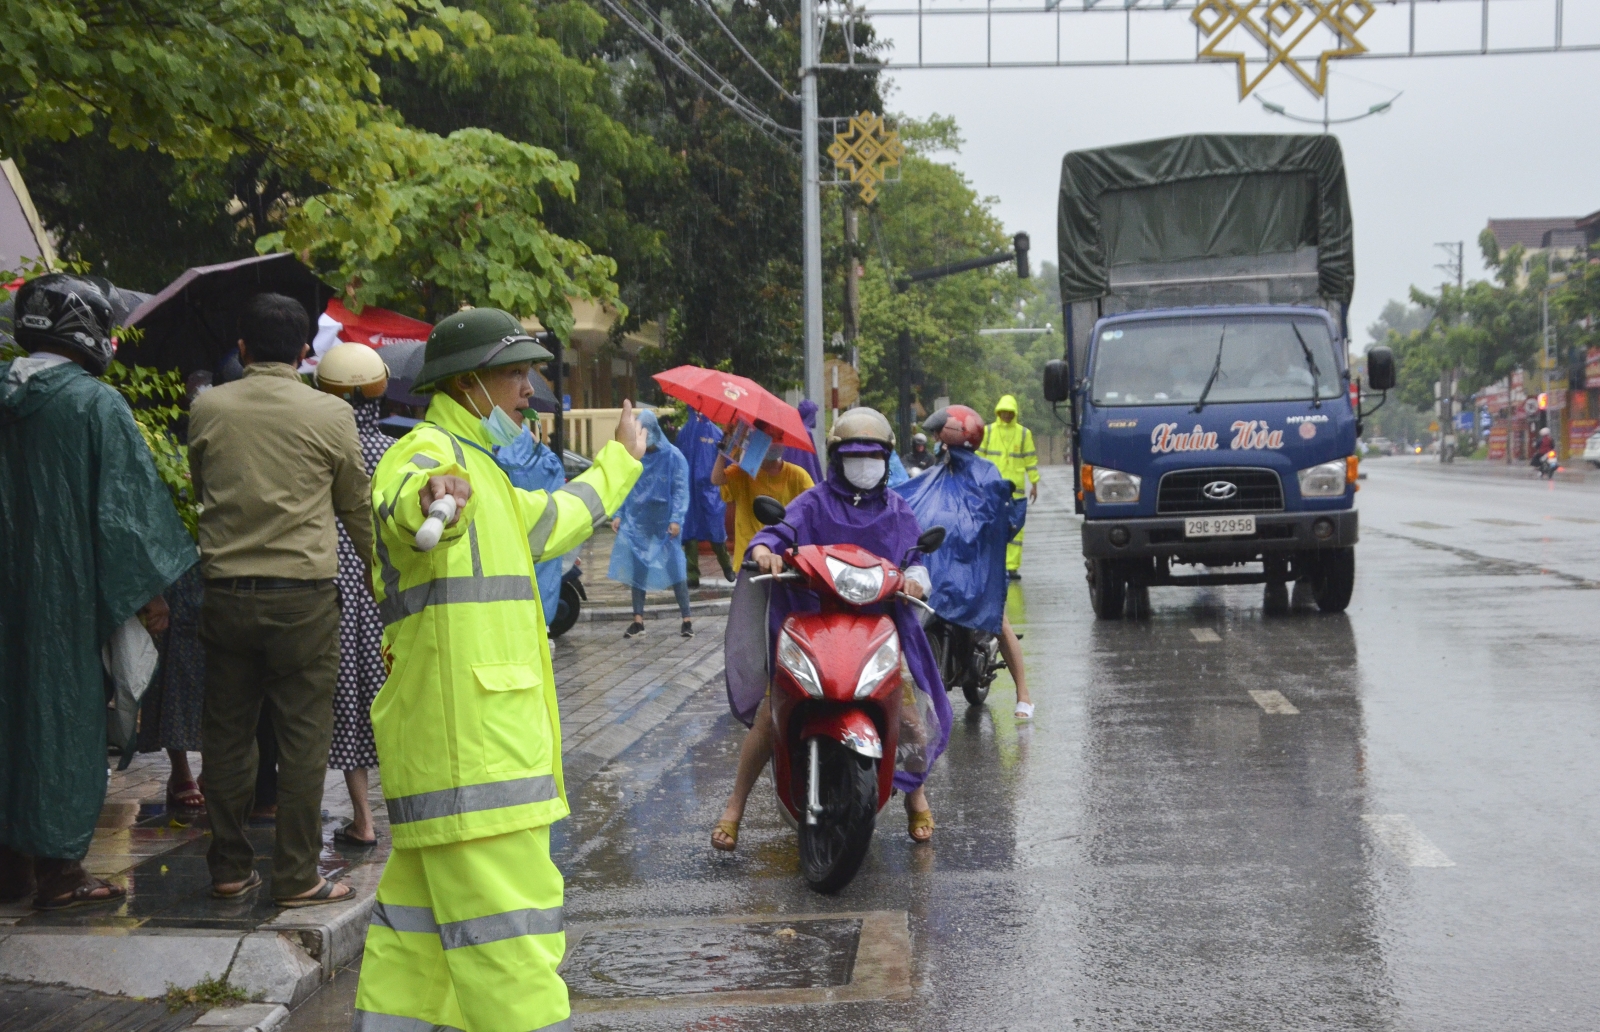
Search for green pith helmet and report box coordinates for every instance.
[413,308,554,394]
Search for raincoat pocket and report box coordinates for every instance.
[472,662,551,776]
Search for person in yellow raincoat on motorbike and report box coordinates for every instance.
[976,394,1039,578]
[353,308,645,1032]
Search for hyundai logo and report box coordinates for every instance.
[1202,480,1239,500]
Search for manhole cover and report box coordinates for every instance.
[563,918,862,1000]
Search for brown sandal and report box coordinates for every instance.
[711,819,740,852]
[275,879,353,908]
[33,876,126,911]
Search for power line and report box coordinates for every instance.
[601,0,799,143]
[691,0,799,103]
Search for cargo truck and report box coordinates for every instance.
[1041,134,1394,618]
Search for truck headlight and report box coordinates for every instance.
[1091,467,1141,504]
[1298,459,1348,498]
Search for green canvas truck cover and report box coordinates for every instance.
[1056,134,1354,308]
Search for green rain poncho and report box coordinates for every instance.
[0,359,196,859]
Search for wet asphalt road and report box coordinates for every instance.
[289,458,1600,1032]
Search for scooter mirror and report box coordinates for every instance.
[752,495,788,527]
[916,526,946,554]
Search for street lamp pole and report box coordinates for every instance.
[800,0,825,453]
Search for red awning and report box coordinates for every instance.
[326,299,431,349]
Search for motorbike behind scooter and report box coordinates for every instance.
[746,496,945,893]
[923,616,1004,707]
[1538,450,1561,480]
[546,556,585,638]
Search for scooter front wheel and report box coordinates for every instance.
[798,738,879,895]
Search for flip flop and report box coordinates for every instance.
[906,808,935,843]
[711,819,740,852]
[211,870,262,899]
[334,826,378,848]
[33,876,126,911]
[1014,701,1035,721]
[166,780,206,815]
[276,879,353,908]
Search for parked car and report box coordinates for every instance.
[1583,432,1600,470]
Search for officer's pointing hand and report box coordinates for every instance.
[615,399,648,460]
[420,475,472,525]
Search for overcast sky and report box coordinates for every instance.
[870,8,1600,347]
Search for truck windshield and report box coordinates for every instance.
[1090,315,1342,408]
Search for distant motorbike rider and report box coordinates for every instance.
[1533,426,1557,471]
[905,432,935,473]
[906,405,1034,720]
[712,407,950,851]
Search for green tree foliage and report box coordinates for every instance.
[2,0,620,329]
[847,116,1032,421]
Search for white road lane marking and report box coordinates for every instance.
[1248,689,1299,715]
[1189,628,1221,642]
[1362,814,1456,867]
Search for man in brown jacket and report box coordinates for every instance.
[189,293,373,906]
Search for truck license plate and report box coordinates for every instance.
[1184,515,1256,538]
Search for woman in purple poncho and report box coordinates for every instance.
[713,407,950,851]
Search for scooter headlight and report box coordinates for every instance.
[825,556,885,604]
[854,631,900,699]
[1297,459,1348,498]
[778,629,824,698]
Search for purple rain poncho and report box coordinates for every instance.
[781,399,824,483]
[724,460,951,792]
[678,409,727,543]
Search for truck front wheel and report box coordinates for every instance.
[1312,548,1356,613]
[1087,559,1127,620]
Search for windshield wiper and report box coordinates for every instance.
[1291,322,1322,408]
[1193,324,1227,413]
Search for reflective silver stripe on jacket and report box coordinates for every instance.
[378,575,535,627]
[353,1012,570,1032]
[370,901,439,934]
[386,775,558,826]
[526,500,558,560]
[410,454,441,470]
[558,481,607,527]
[439,906,564,949]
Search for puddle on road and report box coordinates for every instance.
[563,918,862,999]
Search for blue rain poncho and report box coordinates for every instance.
[495,425,568,623]
[678,409,727,543]
[893,447,1020,635]
[887,450,909,488]
[609,410,690,590]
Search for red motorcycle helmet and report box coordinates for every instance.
[923,404,984,450]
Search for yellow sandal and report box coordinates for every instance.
[711,819,740,852]
[906,808,935,843]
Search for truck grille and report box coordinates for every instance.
[1156,468,1284,514]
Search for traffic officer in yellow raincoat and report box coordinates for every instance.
[353,308,645,1032]
[976,394,1039,578]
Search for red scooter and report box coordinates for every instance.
[746,497,945,893]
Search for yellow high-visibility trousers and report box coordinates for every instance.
[1007,527,1024,572]
[353,826,569,1032]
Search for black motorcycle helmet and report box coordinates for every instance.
[13,273,116,375]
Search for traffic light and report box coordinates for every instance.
[1014,233,1030,279]
[1538,392,1548,411]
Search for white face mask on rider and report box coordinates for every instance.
[841,455,886,490]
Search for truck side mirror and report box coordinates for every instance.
[1043,359,1071,403]
[1366,346,1396,391]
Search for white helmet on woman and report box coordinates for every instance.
[315,342,389,400]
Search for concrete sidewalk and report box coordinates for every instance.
[1367,454,1592,484]
[0,612,726,1031]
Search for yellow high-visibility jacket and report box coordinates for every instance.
[369,393,641,850]
[977,396,1039,499]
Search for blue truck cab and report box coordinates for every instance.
[1042,135,1393,617]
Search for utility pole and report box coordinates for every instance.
[799,0,825,455]
[1435,240,1464,463]
[843,196,860,374]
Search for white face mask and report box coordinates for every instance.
[842,456,886,490]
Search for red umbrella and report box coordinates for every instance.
[653,365,816,453]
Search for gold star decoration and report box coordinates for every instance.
[827,112,905,204]
[1193,0,1375,100]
